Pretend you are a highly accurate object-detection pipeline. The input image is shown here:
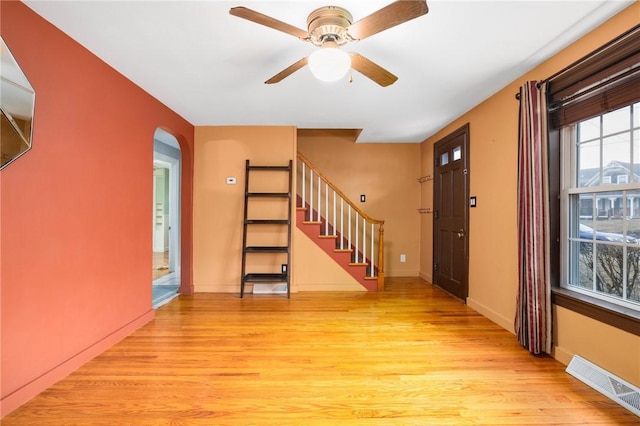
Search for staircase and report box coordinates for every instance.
[296,153,385,291]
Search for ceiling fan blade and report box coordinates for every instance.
[346,0,428,41]
[265,57,309,84]
[350,53,398,87]
[229,7,309,40]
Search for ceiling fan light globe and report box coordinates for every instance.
[308,48,351,82]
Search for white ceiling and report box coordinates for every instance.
[23,0,635,143]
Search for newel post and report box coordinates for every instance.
[377,222,385,291]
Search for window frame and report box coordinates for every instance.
[552,123,640,336]
[547,24,640,337]
[559,112,640,314]
[552,287,640,335]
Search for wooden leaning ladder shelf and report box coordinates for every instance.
[240,159,293,298]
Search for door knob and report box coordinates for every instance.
[457,229,465,239]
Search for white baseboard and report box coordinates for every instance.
[297,282,366,291]
[195,282,369,293]
[387,269,419,277]
[467,297,515,334]
[195,284,240,293]
[418,271,432,283]
[551,345,573,366]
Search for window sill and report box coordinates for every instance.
[552,287,640,336]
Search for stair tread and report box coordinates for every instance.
[318,234,338,239]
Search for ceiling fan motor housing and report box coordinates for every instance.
[307,6,353,46]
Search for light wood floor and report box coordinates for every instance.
[153,251,169,280]
[4,278,638,425]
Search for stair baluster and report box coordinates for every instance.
[296,153,385,291]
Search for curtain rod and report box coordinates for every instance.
[515,23,640,101]
[515,82,541,100]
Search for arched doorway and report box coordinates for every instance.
[152,128,181,307]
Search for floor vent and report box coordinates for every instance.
[252,283,288,295]
[566,355,640,417]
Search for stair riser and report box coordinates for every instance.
[296,209,377,291]
[297,199,379,275]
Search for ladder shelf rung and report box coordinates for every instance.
[247,165,291,171]
[246,219,289,225]
[247,192,289,198]
[243,273,288,282]
[245,246,289,253]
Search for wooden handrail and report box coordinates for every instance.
[297,152,385,291]
[297,152,384,226]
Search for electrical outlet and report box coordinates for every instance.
[400,254,406,263]
[281,264,287,274]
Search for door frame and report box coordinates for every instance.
[153,154,181,276]
[432,123,470,300]
[153,128,182,282]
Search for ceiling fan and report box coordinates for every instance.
[229,1,428,87]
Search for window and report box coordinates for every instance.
[453,146,461,161]
[440,152,449,166]
[561,103,640,311]
[548,24,640,334]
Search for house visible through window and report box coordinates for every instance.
[548,24,640,333]
[561,102,640,310]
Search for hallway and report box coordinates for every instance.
[152,251,169,281]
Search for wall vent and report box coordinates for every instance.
[252,283,288,295]
[566,355,640,417]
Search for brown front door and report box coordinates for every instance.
[433,124,470,300]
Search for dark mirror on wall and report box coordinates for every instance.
[1,36,35,170]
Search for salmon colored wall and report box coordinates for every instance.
[298,131,421,277]
[193,126,296,292]
[0,162,3,410]
[294,228,364,291]
[0,2,194,416]
[420,3,640,386]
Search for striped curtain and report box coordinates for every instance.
[515,81,552,355]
